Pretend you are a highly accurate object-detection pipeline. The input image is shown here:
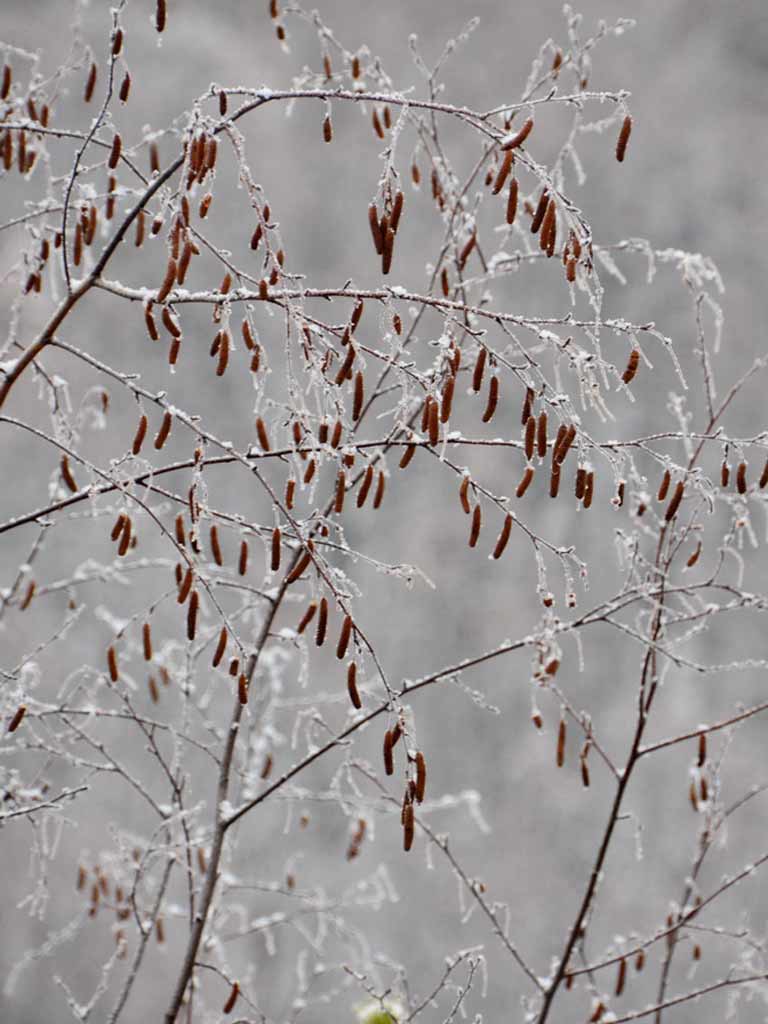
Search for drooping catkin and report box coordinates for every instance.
[759,458,768,489]
[373,470,386,509]
[492,150,514,195]
[107,645,119,682]
[721,461,730,487]
[615,958,627,997]
[664,480,684,522]
[556,719,566,767]
[530,189,549,234]
[622,348,640,384]
[238,540,248,576]
[555,424,577,465]
[469,504,482,548]
[383,730,395,775]
[516,465,535,499]
[209,525,223,566]
[536,411,548,459]
[133,616,151,664]
[60,454,78,493]
[493,514,513,559]
[482,375,499,423]
[616,115,632,162]
[353,370,364,420]
[414,751,427,802]
[403,801,415,852]
[506,177,519,225]
[472,347,487,392]
[117,515,132,557]
[347,661,362,708]
[334,469,346,514]
[399,439,416,470]
[255,417,270,452]
[7,705,26,734]
[501,117,534,151]
[223,982,239,1015]
[187,590,199,640]
[357,464,374,507]
[549,461,561,498]
[337,615,353,659]
[524,415,536,461]
[583,470,594,509]
[84,62,97,103]
[657,469,671,502]
[315,596,328,647]
[213,627,228,667]
[297,601,317,634]
[154,411,172,450]
[285,544,313,585]
[156,259,177,304]
[736,461,747,494]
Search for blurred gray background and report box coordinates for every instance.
[1,1,768,1022]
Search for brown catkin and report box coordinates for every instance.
[615,958,627,997]
[117,515,132,557]
[664,480,684,522]
[144,304,159,342]
[297,601,317,634]
[622,348,640,384]
[530,189,549,234]
[268,526,281,572]
[536,412,548,459]
[154,411,172,450]
[403,802,415,852]
[142,622,153,661]
[7,705,26,734]
[223,982,239,1015]
[186,590,198,640]
[441,374,455,423]
[108,133,122,170]
[556,424,577,465]
[373,470,386,509]
[107,645,119,682]
[382,227,394,274]
[516,465,535,499]
[721,461,730,487]
[213,627,228,667]
[482,375,499,423]
[111,513,127,542]
[575,466,586,500]
[334,469,346,514]
[616,115,632,162]
[238,673,248,704]
[657,469,671,502]
[383,730,395,775]
[399,440,416,470]
[492,150,514,195]
[238,540,248,576]
[540,199,557,253]
[469,504,482,548]
[156,259,177,303]
[155,0,166,32]
[60,454,78,493]
[551,424,568,463]
[357,464,374,508]
[521,386,534,425]
[20,580,35,611]
[759,458,768,489]
[1,64,11,101]
[427,397,439,447]
[368,203,383,255]
[549,461,561,498]
[255,417,270,452]
[583,470,594,509]
[493,514,513,560]
[458,476,472,514]
[337,615,353,660]
[458,231,477,270]
[737,461,747,494]
[315,597,328,647]
[501,117,534,151]
[472,347,487,393]
[216,331,230,377]
[84,62,97,102]
[525,415,536,461]
[414,751,427,802]
[352,370,364,420]
[686,541,702,568]
[506,177,519,225]
[209,525,223,566]
[285,546,313,585]
[556,719,566,767]
[323,114,332,142]
[340,660,362,715]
